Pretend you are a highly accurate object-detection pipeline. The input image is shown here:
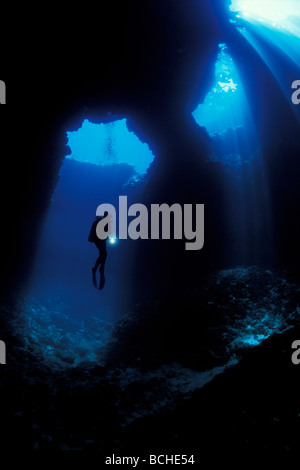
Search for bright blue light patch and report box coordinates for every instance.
[192,44,253,135]
[230,0,300,67]
[67,119,155,175]
[230,0,300,37]
[109,237,117,245]
[229,0,300,121]
[237,333,270,347]
[192,44,259,165]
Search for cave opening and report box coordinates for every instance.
[13,0,300,368]
[192,42,258,166]
[19,117,155,367]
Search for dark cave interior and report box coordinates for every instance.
[1,0,300,456]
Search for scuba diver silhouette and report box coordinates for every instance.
[88,211,108,290]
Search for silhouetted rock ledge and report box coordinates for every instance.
[0,267,299,456]
[119,324,300,458]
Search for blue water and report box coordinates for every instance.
[192,43,258,165]
[229,0,300,119]
[28,118,156,323]
[67,118,154,176]
[28,162,134,322]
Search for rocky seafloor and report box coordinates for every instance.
[0,267,300,458]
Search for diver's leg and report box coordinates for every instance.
[92,247,101,288]
[93,255,101,271]
[93,242,103,271]
[99,251,107,290]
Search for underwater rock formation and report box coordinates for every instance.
[104,267,300,371]
[3,294,113,368]
[1,267,299,455]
